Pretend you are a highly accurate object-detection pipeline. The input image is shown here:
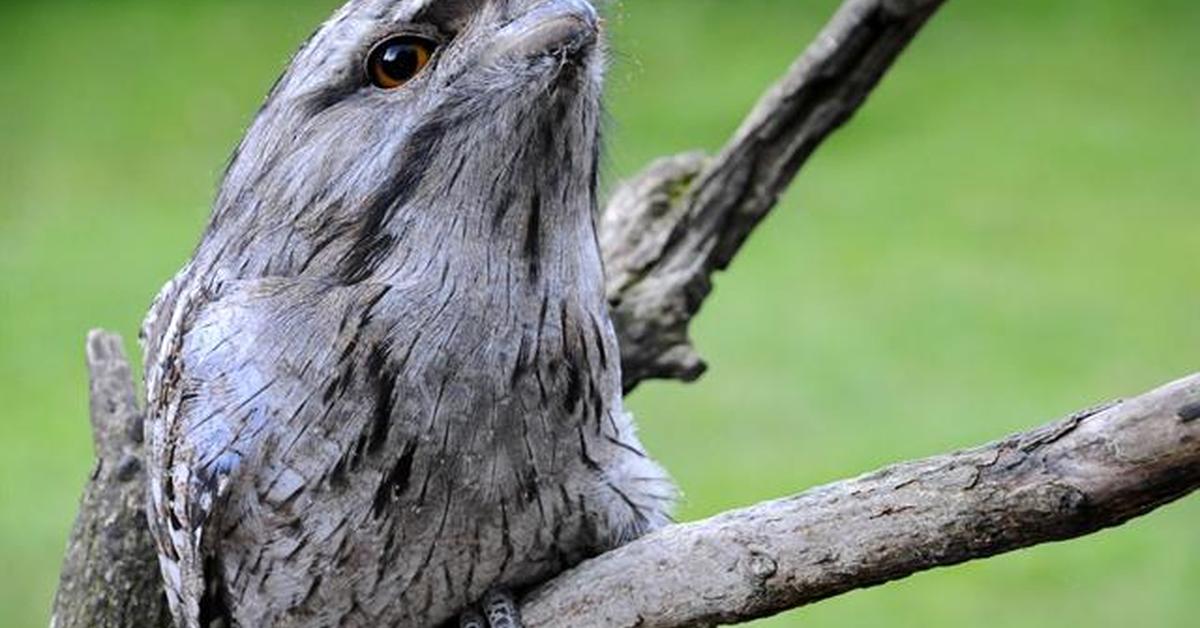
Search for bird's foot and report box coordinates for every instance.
[459,590,523,628]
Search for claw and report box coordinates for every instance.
[482,590,522,628]
[459,609,486,628]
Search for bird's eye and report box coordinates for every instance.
[366,36,437,89]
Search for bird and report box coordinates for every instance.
[139,0,675,626]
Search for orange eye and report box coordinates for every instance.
[366,36,436,89]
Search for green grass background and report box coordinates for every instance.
[2,1,1199,626]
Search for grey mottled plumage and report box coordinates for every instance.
[141,1,674,626]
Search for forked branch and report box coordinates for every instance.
[56,339,1200,628]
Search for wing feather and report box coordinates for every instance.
[145,278,392,627]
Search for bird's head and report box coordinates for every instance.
[205,0,606,285]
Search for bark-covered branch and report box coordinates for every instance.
[521,376,1200,626]
[50,332,171,628]
[604,0,946,391]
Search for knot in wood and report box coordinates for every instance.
[747,551,778,581]
[115,455,143,483]
[1178,402,1200,423]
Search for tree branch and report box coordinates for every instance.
[51,331,171,628]
[521,375,1200,626]
[604,0,946,391]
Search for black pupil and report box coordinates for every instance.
[378,42,421,81]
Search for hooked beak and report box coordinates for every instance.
[487,0,599,62]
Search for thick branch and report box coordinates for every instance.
[522,375,1200,627]
[51,331,171,628]
[604,0,946,391]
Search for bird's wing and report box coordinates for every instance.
[146,277,394,627]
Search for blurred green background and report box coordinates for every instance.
[2,0,1199,626]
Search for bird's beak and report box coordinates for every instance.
[486,0,599,62]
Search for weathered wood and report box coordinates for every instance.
[50,331,172,628]
[522,376,1200,626]
[605,0,946,391]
